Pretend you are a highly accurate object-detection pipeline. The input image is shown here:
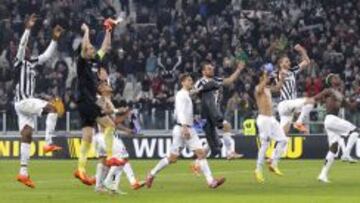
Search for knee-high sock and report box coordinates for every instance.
[104,166,123,190]
[78,140,91,172]
[319,151,335,177]
[223,133,235,156]
[271,140,288,167]
[296,103,314,124]
[45,113,58,145]
[95,163,109,188]
[123,162,137,185]
[343,132,359,158]
[113,167,123,190]
[198,159,214,184]
[150,157,170,176]
[103,127,115,157]
[20,143,31,176]
[256,139,270,171]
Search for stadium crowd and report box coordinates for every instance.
[0,0,360,130]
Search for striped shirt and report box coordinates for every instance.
[279,65,301,101]
[194,76,224,106]
[13,29,57,102]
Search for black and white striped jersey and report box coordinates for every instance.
[195,76,224,106]
[279,65,301,101]
[14,57,40,102]
[13,29,57,102]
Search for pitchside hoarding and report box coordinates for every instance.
[0,135,359,159]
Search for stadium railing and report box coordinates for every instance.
[2,108,359,137]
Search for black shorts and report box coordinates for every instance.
[77,101,104,128]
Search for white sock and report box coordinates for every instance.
[113,166,123,190]
[20,143,31,176]
[271,140,287,168]
[223,133,235,156]
[104,166,123,190]
[256,139,269,171]
[198,159,214,184]
[45,113,58,145]
[296,103,314,124]
[320,151,335,177]
[150,157,169,176]
[95,163,109,188]
[343,132,359,158]
[123,162,137,185]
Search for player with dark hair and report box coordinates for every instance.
[194,60,245,157]
[146,73,225,189]
[314,74,359,183]
[14,14,65,188]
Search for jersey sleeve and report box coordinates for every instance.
[289,65,301,75]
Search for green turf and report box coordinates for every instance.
[0,159,359,203]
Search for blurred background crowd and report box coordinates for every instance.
[0,0,360,131]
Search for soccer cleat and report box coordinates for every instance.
[318,174,330,183]
[190,162,201,176]
[109,189,128,196]
[106,157,126,167]
[208,177,226,189]
[341,156,358,163]
[293,122,309,134]
[226,152,244,160]
[16,174,35,188]
[145,174,155,188]
[268,165,284,176]
[95,186,107,193]
[43,144,62,153]
[74,170,96,186]
[131,180,146,190]
[254,169,265,183]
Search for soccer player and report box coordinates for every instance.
[194,61,245,156]
[254,69,287,183]
[146,73,225,189]
[74,19,121,185]
[276,44,315,134]
[14,14,64,188]
[314,74,359,183]
[99,109,145,194]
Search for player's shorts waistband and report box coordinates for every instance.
[175,123,191,128]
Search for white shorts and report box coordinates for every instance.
[256,115,287,142]
[93,133,129,159]
[14,98,48,130]
[278,98,306,127]
[170,125,202,155]
[324,115,357,146]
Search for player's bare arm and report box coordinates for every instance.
[223,60,245,86]
[294,44,310,70]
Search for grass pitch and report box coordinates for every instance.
[0,159,359,203]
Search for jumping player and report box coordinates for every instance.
[315,74,359,183]
[146,73,225,189]
[74,19,121,185]
[14,14,64,188]
[254,69,288,183]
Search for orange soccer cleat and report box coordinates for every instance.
[43,144,62,153]
[16,174,35,188]
[74,170,96,186]
[131,180,146,190]
[293,122,309,134]
[209,177,226,189]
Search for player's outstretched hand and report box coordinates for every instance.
[294,44,305,52]
[52,25,65,41]
[25,13,37,29]
[236,60,246,71]
[81,23,89,32]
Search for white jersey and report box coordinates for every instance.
[174,89,193,126]
[13,29,57,102]
[279,65,301,101]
